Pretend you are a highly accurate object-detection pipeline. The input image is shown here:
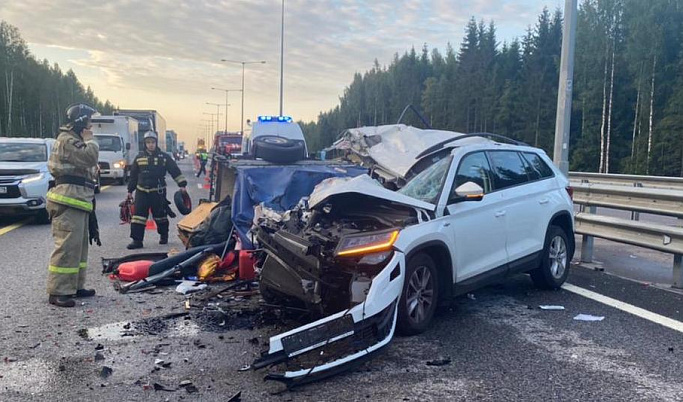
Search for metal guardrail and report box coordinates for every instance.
[569,172,683,191]
[571,173,683,288]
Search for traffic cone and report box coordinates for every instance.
[145,209,156,230]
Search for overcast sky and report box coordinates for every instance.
[1,0,561,146]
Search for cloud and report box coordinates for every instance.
[1,0,559,145]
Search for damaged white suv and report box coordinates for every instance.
[253,129,575,385]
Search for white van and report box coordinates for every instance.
[92,116,139,185]
[0,137,56,223]
[242,115,308,163]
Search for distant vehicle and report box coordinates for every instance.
[0,137,56,224]
[196,138,207,154]
[92,116,139,185]
[242,115,308,164]
[114,109,167,152]
[178,141,186,159]
[166,130,178,154]
[213,131,242,156]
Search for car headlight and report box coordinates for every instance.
[22,173,45,184]
[335,230,399,257]
[113,160,126,169]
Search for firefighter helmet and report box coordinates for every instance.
[66,103,98,132]
[143,131,158,141]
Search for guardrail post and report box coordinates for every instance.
[580,205,596,263]
[674,254,682,289]
[630,182,642,221]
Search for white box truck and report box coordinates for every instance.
[92,116,139,185]
[114,109,167,152]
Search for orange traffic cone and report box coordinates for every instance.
[145,209,156,230]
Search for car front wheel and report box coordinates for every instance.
[397,253,439,336]
[530,225,570,289]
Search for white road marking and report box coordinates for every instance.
[100,185,111,191]
[563,283,683,334]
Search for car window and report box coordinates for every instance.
[452,152,494,198]
[95,135,122,152]
[487,151,529,190]
[522,152,555,179]
[0,143,48,162]
[398,156,451,204]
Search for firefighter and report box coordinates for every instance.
[46,103,100,308]
[127,131,187,249]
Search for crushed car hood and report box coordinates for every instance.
[329,124,463,181]
[308,174,435,212]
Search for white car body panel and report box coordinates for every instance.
[0,138,54,216]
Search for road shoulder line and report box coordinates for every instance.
[563,283,683,334]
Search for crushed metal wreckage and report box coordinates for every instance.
[251,174,435,386]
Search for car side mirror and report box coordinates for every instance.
[450,182,485,203]
[126,142,131,150]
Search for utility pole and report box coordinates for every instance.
[220,60,266,135]
[211,87,241,131]
[553,0,578,176]
[279,0,285,116]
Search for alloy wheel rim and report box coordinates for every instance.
[549,235,567,279]
[406,265,434,324]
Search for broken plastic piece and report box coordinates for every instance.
[539,305,565,310]
[573,314,604,322]
[175,281,207,295]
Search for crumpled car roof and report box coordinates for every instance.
[329,124,485,180]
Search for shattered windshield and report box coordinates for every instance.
[397,156,451,204]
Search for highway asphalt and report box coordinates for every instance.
[0,159,681,401]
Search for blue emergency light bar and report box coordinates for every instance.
[258,115,292,123]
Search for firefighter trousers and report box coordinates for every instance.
[46,201,89,296]
[130,190,169,242]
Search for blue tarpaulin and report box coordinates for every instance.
[231,164,367,248]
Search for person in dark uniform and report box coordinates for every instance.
[127,131,187,249]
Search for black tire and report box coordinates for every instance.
[35,208,51,225]
[253,136,304,164]
[174,190,192,215]
[530,225,571,289]
[397,253,439,336]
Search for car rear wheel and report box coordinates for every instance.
[397,253,439,336]
[530,225,570,289]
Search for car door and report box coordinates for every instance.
[445,151,508,282]
[486,150,545,268]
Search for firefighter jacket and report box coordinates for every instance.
[47,128,99,212]
[128,148,187,193]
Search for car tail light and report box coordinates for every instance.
[565,186,573,200]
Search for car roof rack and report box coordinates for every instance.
[415,132,528,159]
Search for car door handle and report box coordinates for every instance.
[495,210,506,217]
[538,198,549,204]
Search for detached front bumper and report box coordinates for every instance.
[253,252,405,386]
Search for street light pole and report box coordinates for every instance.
[206,102,222,134]
[280,0,285,116]
[211,87,241,131]
[220,60,266,134]
[553,0,578,176]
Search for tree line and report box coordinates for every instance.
[0,21,114,139]
[301,0,683,176]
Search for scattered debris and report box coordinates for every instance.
[426,358,451,367]
[228,391,242,402]
[176,281,208,295]
[77,329,89,339]
[238,365,251,372]
[573,314,604,322]
[179,380,193,387]
[99,366,113,379]
[248,337,259,345]
[154,358,165,366]
[467,293,476,300]
[153,382,176,392]
[539,305,565,310]
[95,344,104,350]
[668,347,674,353]
[185,385,199,394]
[3,357,17,363]
[95,352,105,362]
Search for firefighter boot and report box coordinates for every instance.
[159,234,168,245]
[48,295,75,308]
[75,289,96,298]
[127,240,143,250]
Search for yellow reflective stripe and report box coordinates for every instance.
[136,185,166,193]
[79,262,87,269]
[49,265,80,274]
[174,175,186,184]
[46,192,93,212]
[132,216,147,224]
